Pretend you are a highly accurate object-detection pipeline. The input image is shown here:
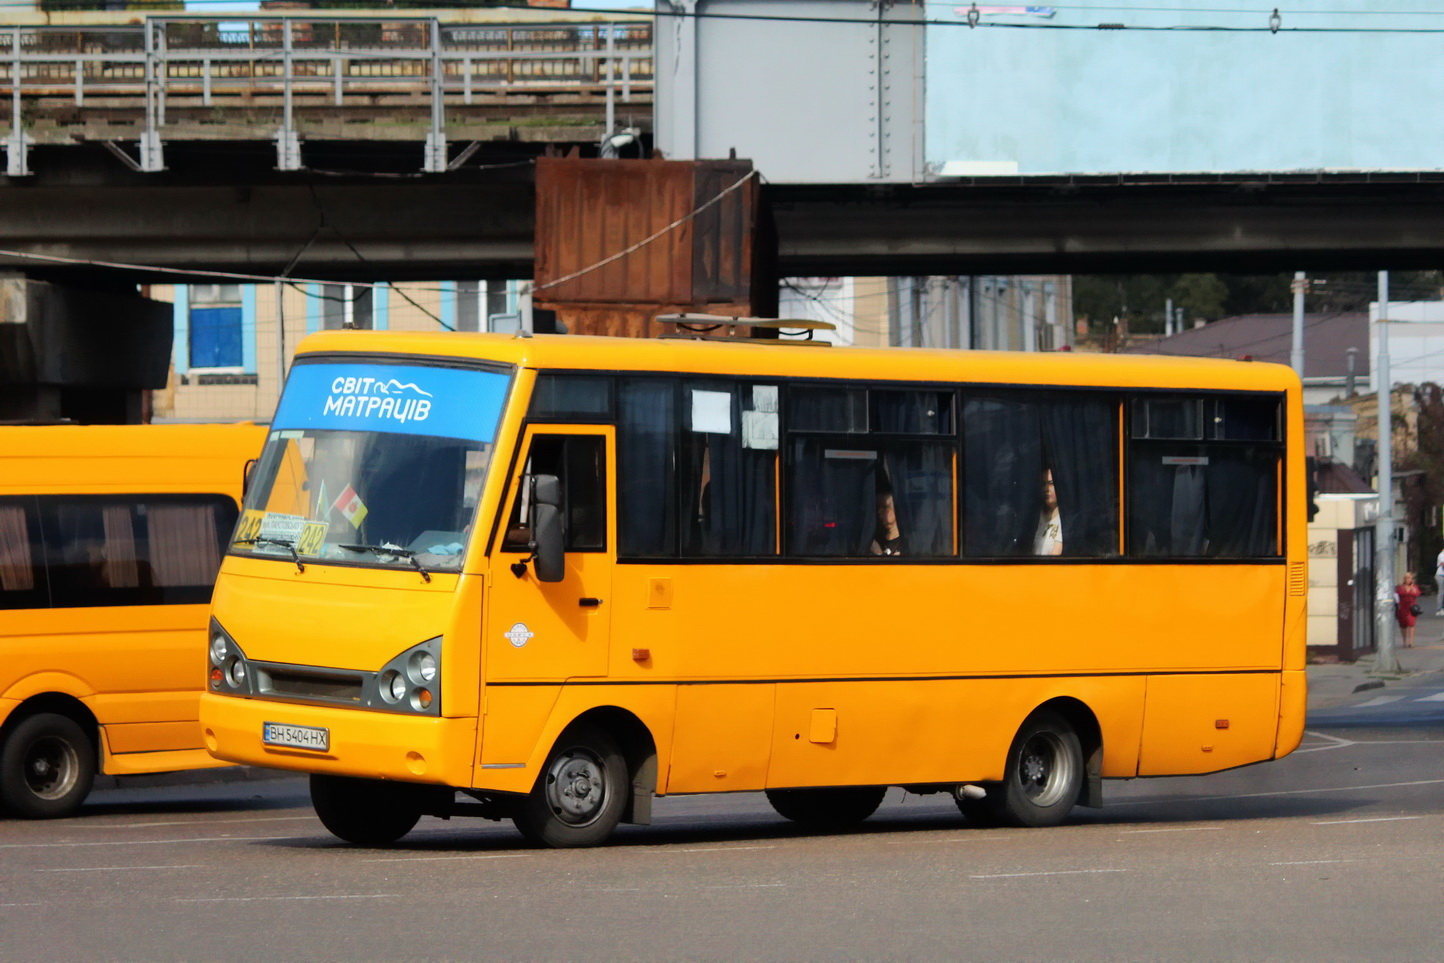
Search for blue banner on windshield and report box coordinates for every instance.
[272,362,509,442]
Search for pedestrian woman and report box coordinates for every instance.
[1396,571,1423,648]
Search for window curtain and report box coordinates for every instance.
[787,438,878,556]
[101,504,141,588]
[681,385,776,557]
[963,396,1043,556]
[0,505,35,592]
[617,380,677,556]
[1040,398,1120,557]
[148,503,223,588]
[1206,451,1278,556]
[883,442,953,556]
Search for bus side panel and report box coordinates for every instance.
[765,675,1147,788]
[105,721,207,754]
[473,684,679,797]
[665,684,776,793]
[1274,668,1307,759]
[1137,673,1281,776]
[476,684,562,773]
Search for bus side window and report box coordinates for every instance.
[616,380,678,557]
[0,499,47,609]
[962,392,1119,558]
[1128,394,1282,558]
[680,382,778,558]
[502,435,607,554]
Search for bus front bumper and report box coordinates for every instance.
[199,692,477,788]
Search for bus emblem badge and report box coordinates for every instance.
[505,623,534,648]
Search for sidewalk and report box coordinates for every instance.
[1307,596,1444,711]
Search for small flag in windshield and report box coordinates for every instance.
[332,484,369,528]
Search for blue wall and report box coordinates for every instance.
[926,2,1444,175]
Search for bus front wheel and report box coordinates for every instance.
[514,724,628,848]
[765,786,887,826]
[310,774,423,845]
[992,709,1083,828]
[0,712,96,819]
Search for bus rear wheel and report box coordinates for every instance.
[992,710,1083,828]
[765,786,887,826]
[0,712,96,819]
[310,774,423,845]
[514,724,628,848]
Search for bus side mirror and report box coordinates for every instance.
[531,474,565,583]
[243,458,258,497]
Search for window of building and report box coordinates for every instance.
[454,280,515,333]
[321,284,373,330]
[962,392,1120,558]
[188,283,244,369]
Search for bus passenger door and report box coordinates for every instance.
[486,426,613,681]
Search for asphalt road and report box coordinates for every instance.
[4,693,1443,962]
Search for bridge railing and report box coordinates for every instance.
[4,17,653,102]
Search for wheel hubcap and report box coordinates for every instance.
[544,749,607,826]
[25,736,79,801]
[1016,731,1072,807]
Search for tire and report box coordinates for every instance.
[992,709,1084,828]
[0,712,96,819]
[513,723,628,848]
[765,786,887,826]
[310,774,423,845]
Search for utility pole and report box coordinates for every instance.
[1165,297,1174,337]
[1375,271,1400,673]
[1290,272,1306,376]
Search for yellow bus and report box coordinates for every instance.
[0,423,265,818]
[200,331,1306,847]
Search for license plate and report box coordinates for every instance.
[262,722,330,752]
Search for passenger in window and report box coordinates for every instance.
[870,491,905,556]
[1033,469,1063,556]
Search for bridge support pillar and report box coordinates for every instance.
[4,126,28,177]
[0,275,172,424]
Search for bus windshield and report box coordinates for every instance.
[230,360,511,573]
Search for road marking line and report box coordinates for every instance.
[1109,777,1444,808]
[970,869,1124,879]
[703,883,786,889]
[1119,826,1223,834]
[175,894,398,903]
[0,836,291,850]
[1268,859,1359,866]
[1414,691,1444,702]
[76,816,316,830]
[1312,816,1423,825]
[1294,731,1356,754]
[41,865,203,872]
[668,845,777,854]
[364,854,529,863]
[1353,694,1409,707]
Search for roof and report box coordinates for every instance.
[1122,312,1368,380]
[1316,459,1374,495]
[295,330,1302,394]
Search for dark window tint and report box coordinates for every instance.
[1211,396,1279,441]
[680,383,778,557]
[789,386,867,433]
[963,393,1120,558]
[872,390,953,434]
[11,495,238,609]
[785,438,953,557]
[1128,446,1279,558]
[616,380,678,556]
[0,498,48,610]
[529,375,612,421]
[1133,397,1203,440]
[502,435,607,553]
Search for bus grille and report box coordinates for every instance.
[259,667,364,704]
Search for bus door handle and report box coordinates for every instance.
[578,597,603,608]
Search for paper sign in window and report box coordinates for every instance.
[691,389,733,434]
[742,410,778,450]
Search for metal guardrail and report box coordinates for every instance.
[3,16,654,176]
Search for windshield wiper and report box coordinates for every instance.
[339,543,432,583]
[234,536,305,573]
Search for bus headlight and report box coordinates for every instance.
[207,618,254,696]
[367,638,441,716]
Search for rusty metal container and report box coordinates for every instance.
[533,156,775,337]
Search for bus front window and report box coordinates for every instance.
[230,360,511,573]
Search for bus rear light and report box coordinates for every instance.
[210,667,224,687]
